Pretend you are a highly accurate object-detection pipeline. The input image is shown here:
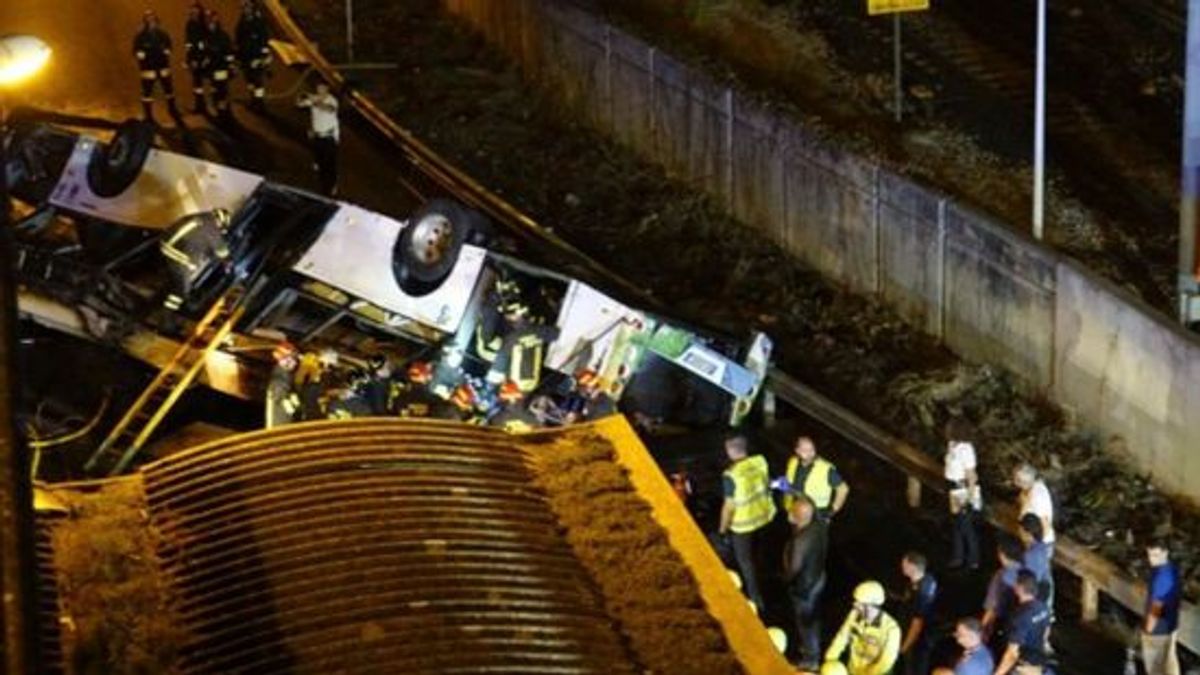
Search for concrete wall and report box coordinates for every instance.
[441,0,1200,501]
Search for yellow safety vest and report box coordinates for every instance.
[509,333,544,393]
[827,611,901,675]
[784,456,835,512]
[724,455,776,534]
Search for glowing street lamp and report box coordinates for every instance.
[0,35,51,88]
[0,32,50,675]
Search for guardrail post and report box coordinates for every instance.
[1081,577,1100,623]
[905,475,921,508]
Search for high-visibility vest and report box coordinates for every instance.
[831,611,900,675]
[724,455,776,534]
[508,333,545,393]
[784,456,835,512]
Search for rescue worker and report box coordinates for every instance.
[487,381,539,432]
[1018,514,1052,605]
[898,551,938,675]
[980,536,1024,639]
[203,10,237,125]
[562,369,616,423]
[782,496,827,670]
[718,434,776,615]
[294,350,328,421]
[159,209,232,311]
[266,341,301,428]
[824,580,901,675]
[133,10,179,121]
[235,0,271,112]
[184,2,210,114]
[994,571,1051,675]
[777,436,850,523]
[360,353,392,415]
[485,302,559,396]
[449,382,483,424]
[474,275,522,364]
[389,361,453,419]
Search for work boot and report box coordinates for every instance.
[141,101,155,123]
[166,97,181,120]
[192,95,208,116]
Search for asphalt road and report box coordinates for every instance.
[0,0,417,218]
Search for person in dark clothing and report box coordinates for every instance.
[981,535,1024,639]
[359,354,392,415]
[995,571,1051,675]
[203,10,236,124]
[235,0,271,112]
[133,10,179,121]
[184,2,210,114]
[899,551,939,675]
[781,496,827,670]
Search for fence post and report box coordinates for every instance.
[1081,577,1100,623]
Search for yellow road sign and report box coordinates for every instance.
[868,0,930,15]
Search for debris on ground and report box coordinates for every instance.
[530,433,742,675]
[283,0,1200,599]
[47,479,185,674]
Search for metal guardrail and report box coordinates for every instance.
[265,0,1197,657]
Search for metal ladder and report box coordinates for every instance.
[84,285,246,476]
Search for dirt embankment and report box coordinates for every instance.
[48,480,185,674]
[282,0,1200,596]
[529,434,742,675]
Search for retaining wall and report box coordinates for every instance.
[441,0,1200,501]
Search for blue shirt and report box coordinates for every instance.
[1007,598,1051,666]
[955,645,994,675]
[909,573,939,622]
[1024,541,1052,585]
[1146,562,1182,635]
[984,563,1019,616]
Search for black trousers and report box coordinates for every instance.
[903,637,933,675]
[789,575,825,665]
[731,529,765,613]
[951,508,980,567]
[210,69,232,113]
[140,71,176,103]
[312,136,339,196]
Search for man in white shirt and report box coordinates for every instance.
[945,419,981,570]
[296,82,340,195]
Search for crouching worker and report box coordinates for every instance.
[160,208,232,311]
[825,580,901,675]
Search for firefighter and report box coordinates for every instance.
[487,381,539,432]
[561,369,616,423]
[485,300,559,395]
[825,580,901,675]
[449,382,484,424]
[360,353,392,415]
[203,10,237,124]
[133,10,179,121]
[159,209,232,311]
[266,342,301,427]
[184,2,210,114]
[235,0,271,112]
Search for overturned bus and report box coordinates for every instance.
[6,119,772,443]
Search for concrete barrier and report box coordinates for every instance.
[439,0,1200,505]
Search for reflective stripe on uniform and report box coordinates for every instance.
[212,70,229,81]
[510,334,543,393]
[724,455,776,534]
[141,70,157,79]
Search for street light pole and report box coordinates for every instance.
[1180,0,1200,326]
[0,33,51,674]
[1032,0,1046,240]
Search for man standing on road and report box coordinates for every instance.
[184,2,210,114]
[782,496,827,670]
[718,434,776,615]
[994,571,1051,675]
[778,436,849,524]
[1141,539,1182,675]
[899,551,938,675]
[980,536,1023,639]
[296,82,340,196]
[932,617,993,675]
[236,0,272,112]
[133,10,179,121]
[1014,463,1056,613]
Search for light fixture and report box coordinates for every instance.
[0,35,51,88]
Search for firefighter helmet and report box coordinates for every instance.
[498,380,523,404]
[407,361,433,384]
[574,369,600,391]
[852,580,886,606]
[450,384,476,411]
[272,341,299,365]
